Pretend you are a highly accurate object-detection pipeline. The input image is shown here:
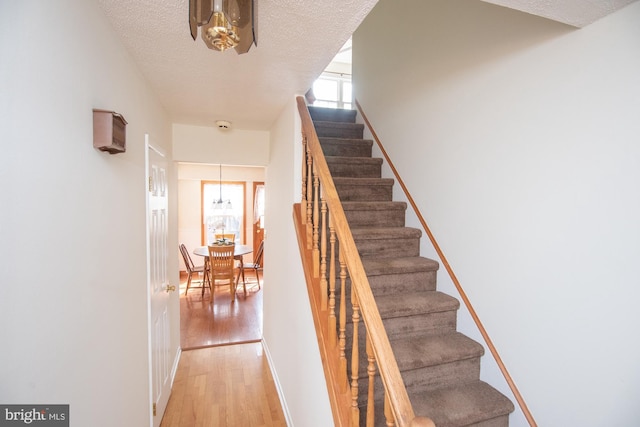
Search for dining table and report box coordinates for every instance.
[193,244,254,288]
[193,244,253,259]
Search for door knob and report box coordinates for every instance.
[165,284,176,293]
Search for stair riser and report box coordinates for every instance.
[368,271,437,295]
[336,185,393,202]
[327,252,436,293]
[404,357,481,395]
[343,310,457,344]
[331,269,437,296]
[320,140,372,157]
[315,123,364,139]
[358,404,510,427]
[383,312,457,339]
[355,238,420,259]
[345,209,405,228]
[327,260,438,296]
[354,357,481,408]
[308,107,357,123]
[327,162,381,178]
[465,415,510,427]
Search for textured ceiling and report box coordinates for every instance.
[481,0,638,27]
[97,0,636,131]
[97,0,378,130]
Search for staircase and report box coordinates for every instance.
[308,105,515,427]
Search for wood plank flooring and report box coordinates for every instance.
[180,271,263,350]
[161,272,285,426]
[160,342,288,427]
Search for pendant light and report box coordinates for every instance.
[210,163,233,244]
[212,164,232,211]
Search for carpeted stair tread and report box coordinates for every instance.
[351,226,422,240]
[314,120,363,130]
[412,381,515,427]
[390,332,484,371]
[319,137,373,146]
[326,156,382,178]
[319,137,373,157]
[333,177,395,186]
[314,120,364,139]
[342,201,407,212]
[343,208,406,228]
[351,227,422,258]
[376,291,460,320]
[334,177,395,202]
[326,155,382,164]
[342,201,408,227]
[308,106,357,123]
[362,256,439,276]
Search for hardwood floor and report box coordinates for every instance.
[161,272,285,426]
[160,342,287,427]
[180,271,263,350]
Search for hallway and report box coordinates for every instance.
[161,271,284,426]
[160,342,287,426]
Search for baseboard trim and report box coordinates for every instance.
[170,347,182,389]
[262,338,294,427]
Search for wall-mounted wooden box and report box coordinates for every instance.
[93,109,127,154]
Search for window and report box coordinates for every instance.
[312,74,352,109]
[201,181,246,245]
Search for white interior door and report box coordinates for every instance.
[147,142,173,426]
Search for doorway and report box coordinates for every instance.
[177,164,265,350]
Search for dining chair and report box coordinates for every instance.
[179,243,210,296]
[207,243,238,303]
[236,239,264,295]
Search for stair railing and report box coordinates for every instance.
[294,96,434,427]
[355,99,538,427]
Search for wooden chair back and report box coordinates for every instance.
[179,243,195,272]
[207,243,237,302]
[180,243,210,295]
[253,239,264,266]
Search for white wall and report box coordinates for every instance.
[354,1,640,426]
[262,98,334,426]
[0,2,176,426]
[173,123,269,166]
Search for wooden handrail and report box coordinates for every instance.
[355,99,538,427]
[295,96,433,427]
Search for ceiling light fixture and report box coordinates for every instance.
[216,120,232,130]
[189,0,257,54]
[213,164,233,211]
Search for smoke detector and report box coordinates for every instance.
[216,120,232,130]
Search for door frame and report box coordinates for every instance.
[252,181,265,257]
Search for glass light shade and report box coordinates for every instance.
[212,199,233,211]
[202,11,239,51]
[189,0,256,54]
